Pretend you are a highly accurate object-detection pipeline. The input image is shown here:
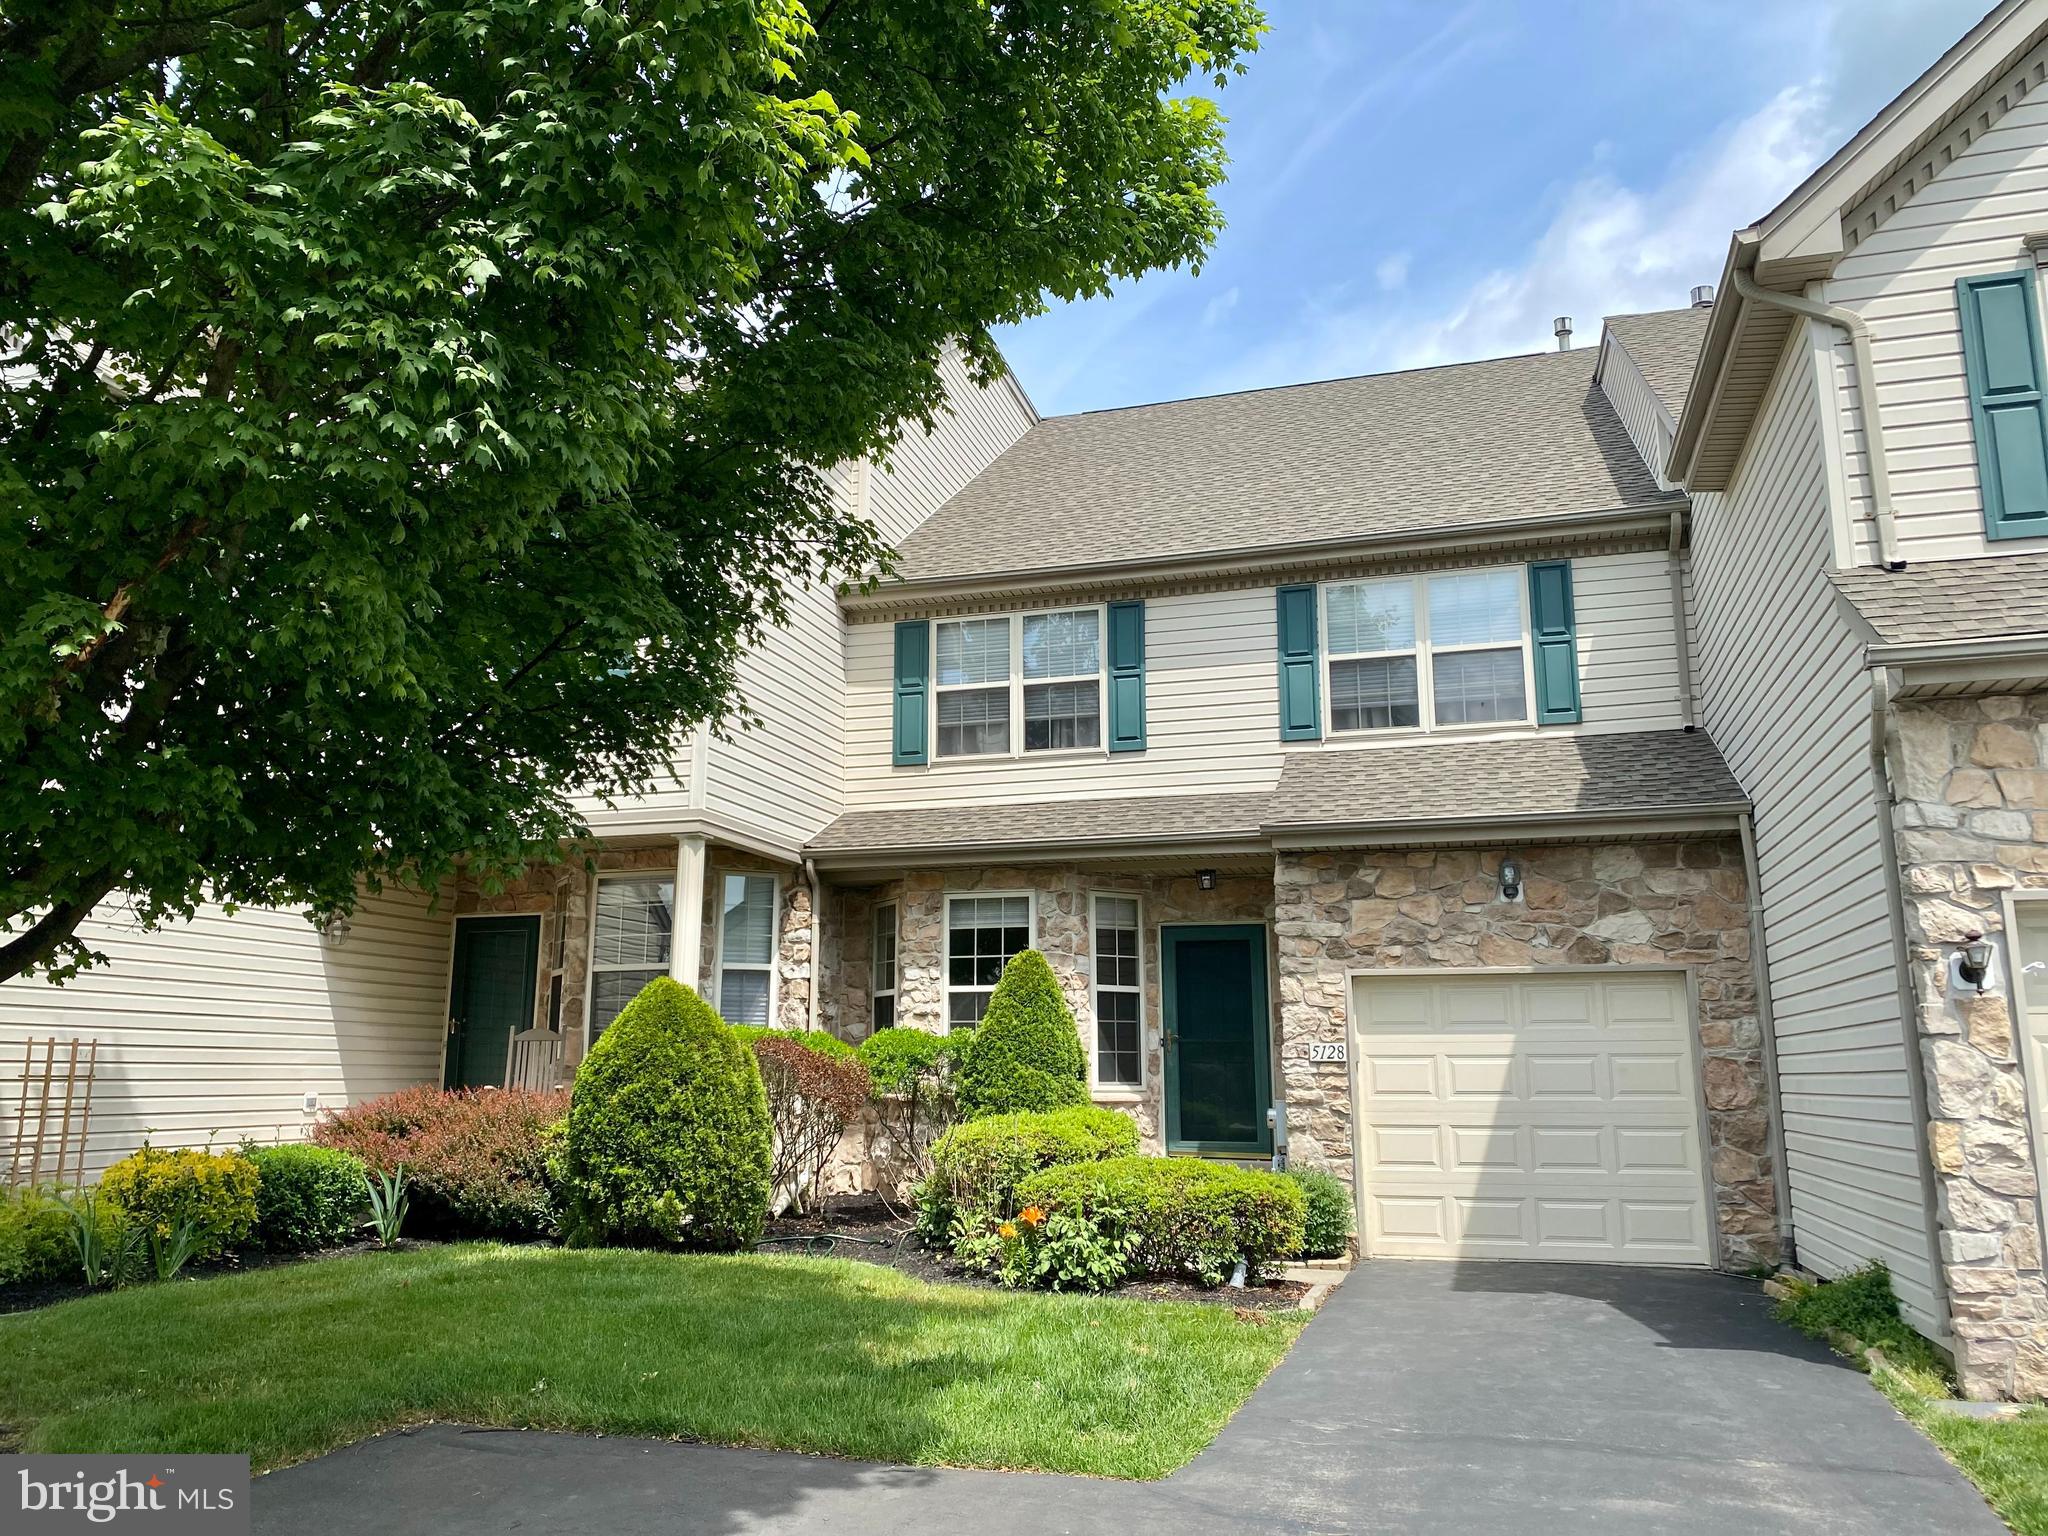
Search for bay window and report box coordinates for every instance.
[588,876,674,1043]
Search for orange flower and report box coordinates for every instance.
[998,1222,1018,1239]
[1018,1206,1046,1228]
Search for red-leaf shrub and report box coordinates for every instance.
[752,1037,871,1215]
[314,1085,567,1238]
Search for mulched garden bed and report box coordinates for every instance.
[757,1197,1312,1310]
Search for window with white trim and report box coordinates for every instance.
[715,873,778,1026]
[933,608,1102,758]
[946,893,1033,1027]
[546,880,569,1033]
[1325,567,1529,734]
[1092,896,1142,1089]
[588,875,673,1043]
[871,903,898,1033]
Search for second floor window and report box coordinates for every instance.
[1325,568,1529,734]
[934,608,1101,758]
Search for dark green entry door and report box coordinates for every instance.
[1163,925,1272,1155]
[445,915,540,1089]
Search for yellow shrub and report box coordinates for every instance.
[100,1146,260,1261]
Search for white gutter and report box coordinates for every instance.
[1729,267,1905,571]
[1866,630,2048,668]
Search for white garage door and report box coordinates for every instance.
[1352,972,1712,1265]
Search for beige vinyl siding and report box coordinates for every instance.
[1689,324,1943,1336]
[844,584,1285,809]
[1573,549,1688,728]
[0,887,453,1177]
[578,354,1037,849]
[845,551,1686,804]
[1825,80,2048,566]
[1598,333,1678,490]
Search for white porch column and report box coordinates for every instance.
[673,833,707,990]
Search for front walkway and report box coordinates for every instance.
[255,1261,2001,1534]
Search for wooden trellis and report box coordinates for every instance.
[6,1036,99,1191]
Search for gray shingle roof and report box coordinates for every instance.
[807,732,1744,856]
[1266,730,1745,830]
[1604,307,1711,422]
[1831,554,2048,646]
[887,347,1679,585]
[807,792,1272,856]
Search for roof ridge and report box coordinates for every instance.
[1048,345,1591,422]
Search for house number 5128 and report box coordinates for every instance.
[1308,1041,1348,1064]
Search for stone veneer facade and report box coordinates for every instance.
[822,866,1275,1151]
[1271,839,1781,1270]
[1890,693,2048,1400]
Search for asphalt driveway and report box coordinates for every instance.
[255,1260,2003,1534]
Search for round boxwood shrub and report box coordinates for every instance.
[99,1145,260,1261]
[921,1104,1138,1240]
[954,950,1086,1119]
[559,976,772,1249]
[1015,1155,1307,1286]
[247,1144,370,1252]
[1285,1167,1355,1259]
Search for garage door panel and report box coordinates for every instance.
[1352,972,1711,1266]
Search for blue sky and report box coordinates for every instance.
[994,0,1982,415]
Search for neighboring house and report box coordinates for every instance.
[11,0,2048,1401]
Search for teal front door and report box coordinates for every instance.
[1163,925,1273,1155]
[445,915,541,1089]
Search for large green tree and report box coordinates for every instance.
[0,0,1262,981]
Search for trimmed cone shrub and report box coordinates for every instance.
[920,1104,1138,1241]
[559,976,772,1249]
[1286,1167,1355,1259]
[1015,1156,1307,1286]
[954,950,1086,1119]
[99,1146,260,1261]
[0,1187,80,1287]
[247,1144,371,1252]
[753,1036,871,1215]
[314,1085,566,1238]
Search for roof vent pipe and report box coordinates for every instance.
[1553,316,1573,351]
[1690,284,1715,308]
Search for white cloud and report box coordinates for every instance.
[1201,286,1242,328]
[1218,84,1831,387]
[1375,253,1410,292]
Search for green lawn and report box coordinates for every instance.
[1879,1369,2048,1535]
[0,1244,1304,1479]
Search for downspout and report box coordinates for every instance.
[1737,811,1795,1266]
[803,857,824,1036]
[1667,509,1697,730]
[1730,267,1905,571]
[1866,668,1955,1337]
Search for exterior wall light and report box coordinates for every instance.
[1196,869,1218,892]
[1956,932,1995,994]
[319,911,353,950]
[1499,860,1524,903]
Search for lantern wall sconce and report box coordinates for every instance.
[1953,931,1996,996]
[1196,869,1218,892]
[1498,859,1524,904]
[318,911,353,950]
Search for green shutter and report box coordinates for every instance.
[1106,599,1146,752]
[892,620,928,766]
[1275,584,1322,741]
[1958,269,2048,540]
[1528,561,1581,725]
